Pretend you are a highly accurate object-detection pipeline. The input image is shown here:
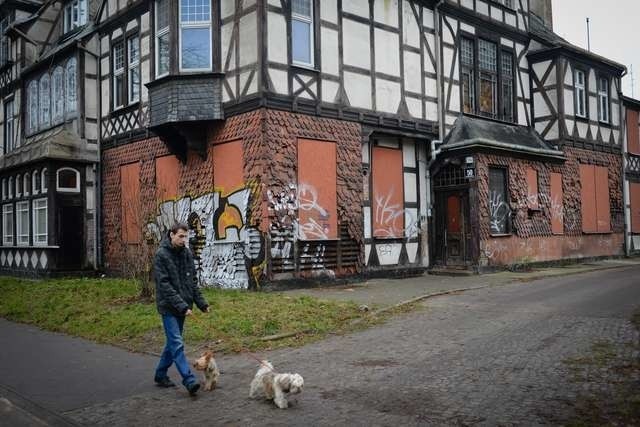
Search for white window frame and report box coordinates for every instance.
[113,42,125,109]
[574,69,587,118]
[63,0,87,33]
[41,168,48,194]
[291,0,314,68]
[155,0,170,78]
[23,173,30,197]
[16,200,29,246]
[32,170,39,195]
[128,36,140,104]
[2,204,13,246]
[598,76,610,123]
[32,198,48,246]
[8,176,13,199]
[16,174,21,198]
[178,0,212,72]
[56,167,80,193]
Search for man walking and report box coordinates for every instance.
[153,222,210,396]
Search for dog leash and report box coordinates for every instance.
[243,349,275,372]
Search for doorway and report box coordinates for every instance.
[58,205,84,270]
[434,190,469,266]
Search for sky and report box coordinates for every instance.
[551,0,640,99]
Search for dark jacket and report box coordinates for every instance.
[154,237,208,317]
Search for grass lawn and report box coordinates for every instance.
[0,277,386,355]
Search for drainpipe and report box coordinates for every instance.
[621,71,631,256]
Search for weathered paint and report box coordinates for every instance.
[155,155,180,201]
[120,162,141,243]
[212,140,245,195]
[631,182,640,234]
[371,146,404,238]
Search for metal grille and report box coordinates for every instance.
[434,165,467,188]
[461,38,474,66]
[627,153,640,175]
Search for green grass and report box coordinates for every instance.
[0,277,376,354]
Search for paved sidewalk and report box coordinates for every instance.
[283,258,640,307]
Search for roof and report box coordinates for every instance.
[440,115,565,160]
[0,124,98,170]
[528,14,627,74]
[623,96,640,109]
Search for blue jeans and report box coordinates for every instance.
[155,314,197,387]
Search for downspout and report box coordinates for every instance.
[621,71,631,256]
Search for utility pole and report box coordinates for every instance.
[586,18,591,52]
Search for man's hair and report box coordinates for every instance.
[169,222,189,235]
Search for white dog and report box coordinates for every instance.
[249,360,304,409]
[192,350,220,391]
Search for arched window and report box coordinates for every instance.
[24,173,30,196]
[16,174,21,197]
[8,176,13,198]
[1,178,5,200]
[28,80,39,133]
[52,67,65,123]
[41,168,48,193]
[32,170,39,195]
[56,167,80,192]
[39,74,51,128]
[65,58,77,114]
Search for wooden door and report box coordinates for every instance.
[445,194,465,265]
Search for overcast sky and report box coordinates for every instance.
[551,0,640,99]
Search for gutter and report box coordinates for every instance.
[441,138,566,160]
[621,69,631,256]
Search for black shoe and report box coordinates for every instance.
[186,382,200,396]
[154,376,176,388]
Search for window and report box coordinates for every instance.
[489,167,509,235]
[41,169,48,193]
[574,69,586,118]
[128,36,140,103]
[4,100,14,153]
[460,38,514,122]
[1,179,5,200]
[16,201,29,246]
[28,80,39,134]
[292,0,314,67]
[65,58,77,114]
[2,204,12,245]
[24,173,30,196]
[0,17,9,67]
[179,0,212,71]
[501,51,514,123]
[598,76,609,123]
[579,164,610,233]
[52,66,65,123]
[16,174,21,198]
[8,177,13,198]
[63,0,87,33]
[461,38,475,114]
[155,0,170,77]
[478,39,497,118]
[56,168,80,192]
[39,75,51,128]
[33,198,47,245]
[32,170,39,195]
[113,42,125,109]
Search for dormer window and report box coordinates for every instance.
[64,0,87,34]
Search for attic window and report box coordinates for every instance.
[64,0,87,34]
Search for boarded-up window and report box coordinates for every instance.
[550,172,563,234]
[526,168,539,209]
[631,182,640,233]
[580,164,611,233]
[372,146,404,238]
[156,155,180,201]
[489,167,509,235]
[212,140,244,195]
[297,139,337,240]
[121,162,141,243]
[627,109,640,155]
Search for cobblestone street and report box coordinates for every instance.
[63,266,640,426]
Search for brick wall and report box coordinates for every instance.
[475,147,624,265]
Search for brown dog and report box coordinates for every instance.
[192,350,220,391]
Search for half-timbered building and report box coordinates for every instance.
[0,0,100,275]
[623,96,640,254]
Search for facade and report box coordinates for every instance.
[623,96,640,254]
[0,0,100,275]
[0,0,631,284]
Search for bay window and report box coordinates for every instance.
[292,0,314,67]
[39,75,51,128]
[65,57,77,114]
[478,39,497,118]
[155,0,170,77]
[52,66,65,123]
[16,201,29,246]
[461,38,475,114]
[4,100,14,153]
[28,81,38,133]
[179,0,212,71]
[501,51,514,123]
[33,198,48,245]
[2,204,13,245]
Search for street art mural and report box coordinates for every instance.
[146,188,265,289]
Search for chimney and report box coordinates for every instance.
[529,0,553,29]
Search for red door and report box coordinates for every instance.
[446,194,465,265]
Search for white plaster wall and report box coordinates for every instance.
[239,12,258,67]
[375,79,401,113]
[268,12,287,64]
[344,72,372,109]
[343,19,371,69]
[406,97,422,119]
[374,29,400,76]
[402,0,420,48]
[269,68,288,95]
[322,80,339,103]
[343,0,369,18]
[404,51,421,93]
[221,22,236,70]
[373,0,398,27]
[321,0,338,23]
[321,27,339,76]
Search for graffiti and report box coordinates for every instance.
[267,184,297,232]
[373,189,418,238]
[378,244,393,257]
[300,243,335,278]
[147,187,265,290]
[489,191,511,234]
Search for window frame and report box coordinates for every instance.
[597,75,610,124]
[128,35,141,104]
[2,203,13,246]
[41,168,48,194]
[0,16,10,67]
[574,68,587,119]
[32,170,40,195]
[32,198,48,246]
[4,99,14,153]
[154,0,171,78]
[15,174,21,198]
[39,74,51,128]
[56,167,80,193]
[488,166,511,236]
[63,0,87,34]
[113,40,126,109]
[16,200,29,246]
[65,57,78,115]
[52,66,65,124]
[178,0,213,72]
[291,0,315,68]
